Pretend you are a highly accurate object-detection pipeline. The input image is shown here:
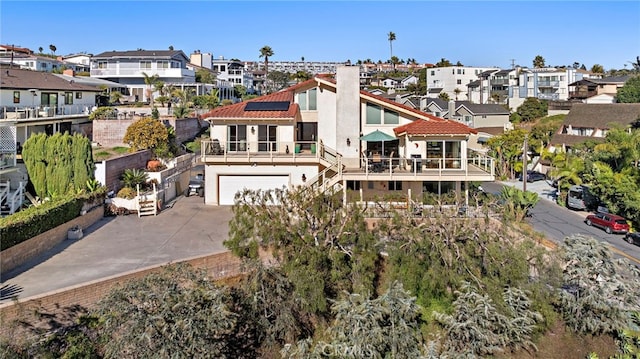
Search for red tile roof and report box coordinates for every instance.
[200,90,299,120]
[200,75,475,140]
[393,119,477,136]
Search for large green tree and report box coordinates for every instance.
[22,132,94,198]
[435,58,452,67]
[225,186,379,314]
[195,68,216,84]
[533,55,546,68]
[590,64,605,74]
[616,75,640,103]
[267,70,290,92]
[517,97,548,122]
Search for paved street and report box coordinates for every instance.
[1,195,233,304]
[484,179,640,264]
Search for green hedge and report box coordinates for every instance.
[0,191,104,251]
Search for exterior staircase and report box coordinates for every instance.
[0,180,25,216]
[305,144,344,194]
[137,183,158,217]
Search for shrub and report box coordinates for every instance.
[117,187,136,200]
[0,190,105,250]
[123,117,168,152]
[121,168,148,189]
[88,107,117,121]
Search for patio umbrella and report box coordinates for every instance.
[360,130,396,155]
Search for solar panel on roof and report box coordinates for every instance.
[244,101,290,111]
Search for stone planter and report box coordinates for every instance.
[67,226,84,240]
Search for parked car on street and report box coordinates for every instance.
[585,212,629,234]
[623,232,640,246]
[518,170,546,183]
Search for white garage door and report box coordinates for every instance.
[218,175,290,205]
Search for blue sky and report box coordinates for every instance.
[2,1,639,70]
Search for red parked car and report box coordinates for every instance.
[585,212,629,234]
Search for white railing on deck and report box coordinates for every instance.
[0,181,25,216]
[0,104,92,120]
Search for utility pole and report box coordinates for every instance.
[523,134,528,192]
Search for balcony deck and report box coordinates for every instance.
[201,140,494,182]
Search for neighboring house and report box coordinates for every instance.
[421,97,450,117]
[568,76,630,103]
[507,67,594,110]
[55,68,126,103]
[199,66,494,206]
[209,56,253,90]
[0,53,67,73]
[187,61,236,103]
[250,60,348,75]
[60,53,92,73]
[0,67,100,145]
[466,69,499,104]
[455,103,512,151]
[549,103,640,152]
[381,77,400,89]
[400,75,419,89]
[422,97,511,149]
[427,66,500,102]
[90,50,202,103]
[455,102,511,130]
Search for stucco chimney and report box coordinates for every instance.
[63,68,75,77]
[331,65,360,166]
[447,100,455,120]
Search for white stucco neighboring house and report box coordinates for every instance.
[0,67,100,146]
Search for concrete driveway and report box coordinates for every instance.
[1,196,233,304]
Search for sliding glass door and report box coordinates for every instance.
[227,125,247,152]
[258,125,277,152]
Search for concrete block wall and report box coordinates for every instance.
[92,119,135,147]
[0,206,104,274]
[102,150,153,193]
[0,250,274,334]
[93,117,206,148]
[162,117,207,144]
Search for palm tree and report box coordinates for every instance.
[49,44,56,57]
[454,88,462,100]
[259,46,274,93]
[259,45,274,77]
[533,55,545,68]
[387,31,396,61]
[38,46,43,54]
[142,72,160,107]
